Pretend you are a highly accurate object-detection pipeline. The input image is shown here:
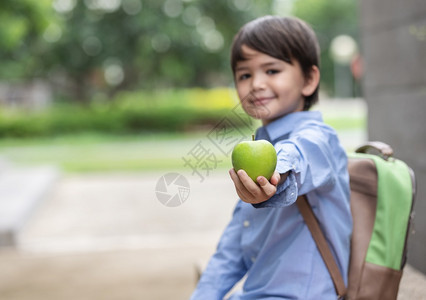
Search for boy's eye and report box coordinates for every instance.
[238,73,251,80]
[266,69,280,75]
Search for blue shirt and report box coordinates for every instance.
[191,111,352,300]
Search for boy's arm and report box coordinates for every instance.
[230,127,339,207]
[255,130,340,207]
[190,202,247,300]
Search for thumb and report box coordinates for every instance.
[269,171,281,186]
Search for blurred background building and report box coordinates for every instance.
[359,0,426,273]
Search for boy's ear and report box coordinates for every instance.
[302,66,320,97]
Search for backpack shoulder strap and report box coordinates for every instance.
[296,195,347,298]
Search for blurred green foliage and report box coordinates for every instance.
[0,0,359,103]
[0,0,274,102]
[0,87,365,138]
[0,88,249,137]
[0,0,54,78]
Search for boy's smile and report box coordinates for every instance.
[235,45,319,125]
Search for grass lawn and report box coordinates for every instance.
[0,131,241,173]
[0,132,216,172]
[0,104,366,173]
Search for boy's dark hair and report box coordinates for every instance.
[231,16,320,110]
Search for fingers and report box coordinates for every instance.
[237,170,260,194]
[229,168,277,204]
[229,168,251,200]
[257,176,277,198]
[229,169,259,202]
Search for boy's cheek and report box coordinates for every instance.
[236,83,249,100]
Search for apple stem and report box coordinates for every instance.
[252,134,255,141]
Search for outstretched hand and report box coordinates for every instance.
[229,168,283,204]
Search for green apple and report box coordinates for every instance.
[231,137,277,183]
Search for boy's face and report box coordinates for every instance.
[234,45,314,125]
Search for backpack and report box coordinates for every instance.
[297,141,416,300]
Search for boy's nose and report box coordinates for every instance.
[251,74,267,91]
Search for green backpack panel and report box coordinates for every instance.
[298,142,416,300]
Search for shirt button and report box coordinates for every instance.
[243,220,250,227]
[251,256,256,263]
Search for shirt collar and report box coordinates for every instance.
[262,111,323,142]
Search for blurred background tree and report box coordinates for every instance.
[1,0,277,103]
[0,0,358,104]
[0,0,54,80]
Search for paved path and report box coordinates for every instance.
[0,171,235,300]
[0,171,425,299]
[0,161,59,246]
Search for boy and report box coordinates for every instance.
[191,16,352,299]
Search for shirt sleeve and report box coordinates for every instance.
[254,124,339,208]
[190,201,247,300]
